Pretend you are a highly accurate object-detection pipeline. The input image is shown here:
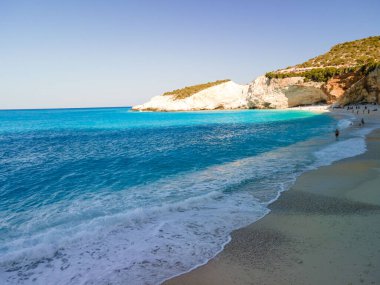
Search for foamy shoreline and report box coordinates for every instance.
[165,106,380,285]
[288,103,380,127]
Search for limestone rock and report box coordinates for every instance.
[132,68,380,111]
[132,81,249,111]
[247,76,327,109]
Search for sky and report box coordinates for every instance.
[0,0,379,109]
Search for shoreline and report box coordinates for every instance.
[287,104,331,113]
[164,109,380,285]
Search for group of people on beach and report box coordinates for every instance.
[333,103,377,139]
[345,103,378,115]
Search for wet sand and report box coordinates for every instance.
[164,117,380,284]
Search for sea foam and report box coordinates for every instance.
[2,131,373,284]
[0,140,319,285]
[1,108,368,285]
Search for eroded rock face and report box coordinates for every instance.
[132,81,249,111]
[247,68,380,108]
[323,72,363,103]
[339,68,380,105]
[132,68,380,111]
[247,76,327,109]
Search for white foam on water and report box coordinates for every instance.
[0,191,268,285]
[313,125,379,168]
[1,124,378,285]
[336,118,353,130]
[0,141,315,285]
[313,137,366,167]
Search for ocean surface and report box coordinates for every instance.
[0,108,369,284]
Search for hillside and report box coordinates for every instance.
[133,36,380,111]
[266,36,380,82]
[163,80,231,100]
[297,36,380,68]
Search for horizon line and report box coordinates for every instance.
[0,106,132,111]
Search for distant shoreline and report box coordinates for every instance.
[1,105,325,112]
[0,106,132,111]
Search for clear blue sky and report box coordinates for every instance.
[1,0,379,109]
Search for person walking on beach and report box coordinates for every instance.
[335,129,340,140]
[361,118,365,125]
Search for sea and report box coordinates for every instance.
[0,107,371,284]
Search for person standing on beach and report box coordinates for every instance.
[335,129,340,139]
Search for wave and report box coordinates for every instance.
[1,124,377,285]
[0,192,268,285]
[0,139,316,284]
[337,118,353,130]
[313,137,366,167]
[313,125,379,168]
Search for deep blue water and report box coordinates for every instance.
[0,108,350,284]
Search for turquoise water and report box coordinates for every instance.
[0,108,360,284]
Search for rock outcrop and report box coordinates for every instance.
[132,81,249,111]
[322,72,362,103]
[247,76,327,109]
[339,68,380,105]
[132,69,379,112]
[133,36,379,111]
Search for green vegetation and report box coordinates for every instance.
[265,36,380,82]
[266,66,353,82]
[163,79,230,100]
[359,61,380,73]
[297,36,380,68]
[268,61,380,82]
[266,62,380,82]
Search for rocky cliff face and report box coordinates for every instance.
[132,81,249,111]
[246,76,327,109]
[132,68,380,112]
[322,72,362,103]
[246,68,380,108]
[339,68,380,105]
[133,36,379,111]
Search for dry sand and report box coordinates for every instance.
[164,107,380,285]
[288,105,331,113]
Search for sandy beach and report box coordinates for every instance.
[164,107,380,285]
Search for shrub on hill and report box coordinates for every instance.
[297,36,379,68]
[265,36,380,82]
[163,79,231,100]
[265,63,380,82]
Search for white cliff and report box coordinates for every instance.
[132,71,379,112]
[132,81,249,111]
[247,76,328,109]
[132,37,379,111]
